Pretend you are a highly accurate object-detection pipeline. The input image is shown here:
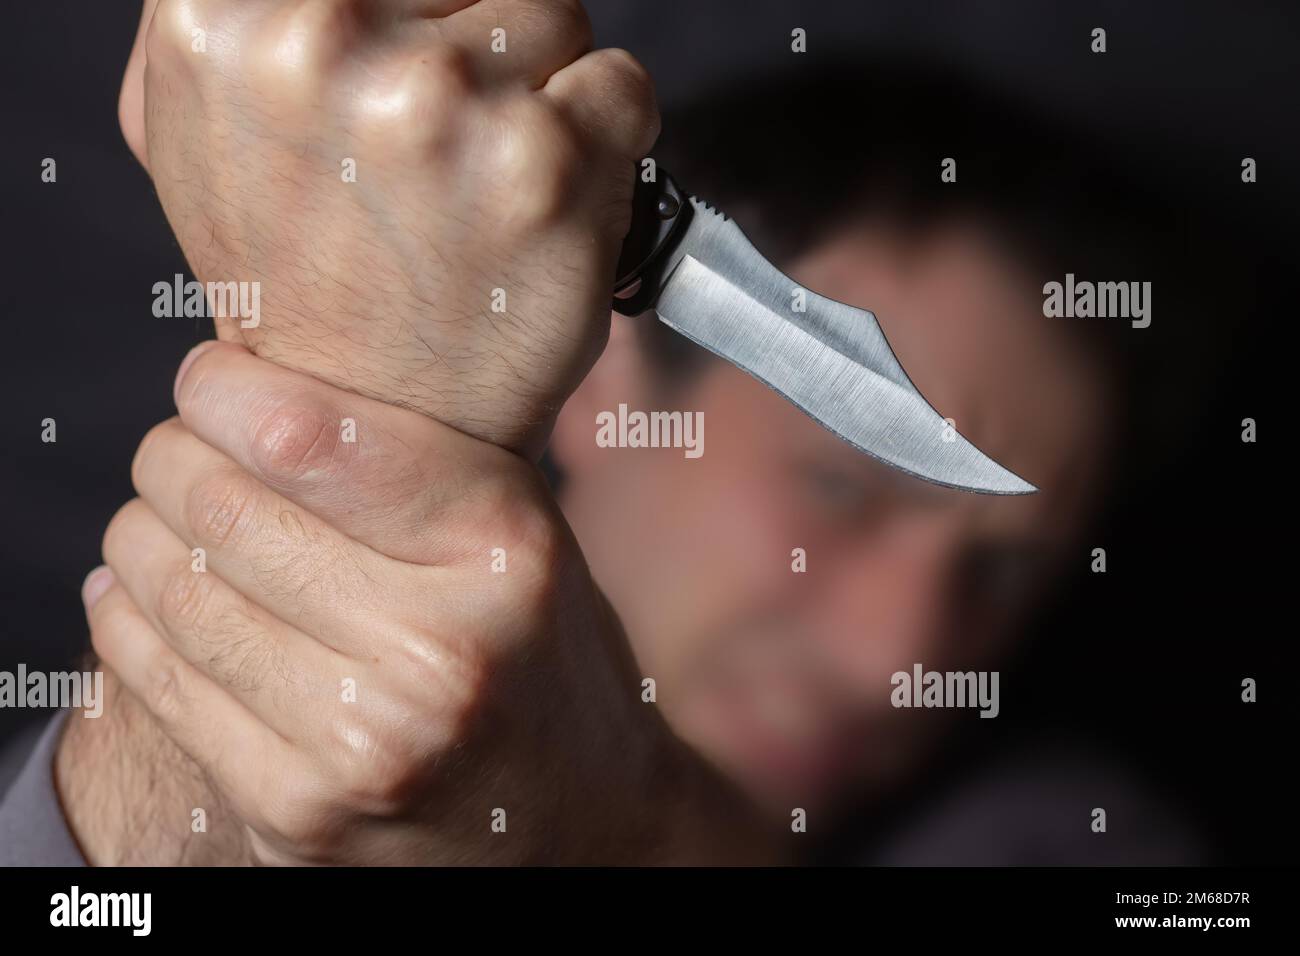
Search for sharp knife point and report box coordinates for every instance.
[655,199,1041,498]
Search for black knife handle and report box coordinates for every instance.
[612,167,692,316]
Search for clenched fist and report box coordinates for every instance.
[122,0,659,454]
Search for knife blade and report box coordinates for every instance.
[612,170,1036,495]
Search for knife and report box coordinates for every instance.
[611,169,1036,495]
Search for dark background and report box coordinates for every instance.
[1,1,1293,863]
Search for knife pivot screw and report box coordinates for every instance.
[656,195,680,219]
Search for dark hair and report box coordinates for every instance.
[635,58,1245,485]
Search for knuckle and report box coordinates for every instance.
[494,99,583,226]
[510,511,569,608]
[153,563,277,696]
[355,47,474,155]
[130,419,180,494]
[101,500,138,563]
[339,741,418,817]
[562,0,596,49]
[325,710,433,817]
[407,42,477,97]
[597,47,654,96]
[186,470,260,549]
[87,590,130,663]
[524,0,593,59]
[143,653,191,725]
[156,557,216,634]
[481,469,570,607]
[396,633,492,753]
[249,398,342,486]
[101,499,154,573]
[258,527,349,615]
[86,607,116,663]
[438,645,494,743]
[292,0,364,44]
[205,619,281,693]
[592,48,660,151]
[248,0,361,99]
[264,779,343,852]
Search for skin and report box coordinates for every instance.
[83,342,764,864]
[121,0,656,457]
[60,0,771,865]
[63,219,1110,863]
[552,220,1112,819]
[56,2,1110,863]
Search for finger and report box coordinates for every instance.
[101,498,356,743]
[541,46,660,162]
[170,341,533,567]
[127,422,415,656]
[84,571,296,825]
[440,0,593,88]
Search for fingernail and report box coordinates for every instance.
[174,340,219,406]
[81,565,115,613]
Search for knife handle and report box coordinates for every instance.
[612,167,692,316]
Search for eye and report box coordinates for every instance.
[796,463,877,519]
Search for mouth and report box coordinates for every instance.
[696,664,857,804]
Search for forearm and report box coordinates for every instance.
[74,0,667,866]
[67,343,778,865]
[61,645,775,867]
[56,666,250,865]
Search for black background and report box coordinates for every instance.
[1,1,1293,864]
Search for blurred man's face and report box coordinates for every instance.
[552,217,1110,819]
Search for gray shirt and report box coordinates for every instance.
[1,715,1200,866]
[0,712,86,866]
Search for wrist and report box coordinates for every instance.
[571,593,779,864]
[637,716,783,865]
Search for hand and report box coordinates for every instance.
[84,342,766,864]
[123,0,659,456]
[61,0,659,864]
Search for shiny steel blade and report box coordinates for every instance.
[652,198,1037,495]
